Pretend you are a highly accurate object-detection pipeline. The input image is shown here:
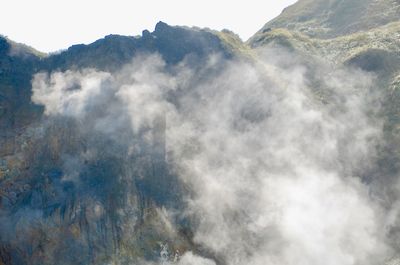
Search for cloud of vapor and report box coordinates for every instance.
[31,49,393,265]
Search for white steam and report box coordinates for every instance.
[32,50,393,265]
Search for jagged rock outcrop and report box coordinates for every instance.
[44,21,232,72]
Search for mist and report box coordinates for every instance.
[31,48,395,265]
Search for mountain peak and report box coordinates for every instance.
[155,21,169,32]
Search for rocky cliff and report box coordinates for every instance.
[0,23,236,265]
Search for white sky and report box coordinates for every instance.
[0,0,297,53]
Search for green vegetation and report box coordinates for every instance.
[252,0,400,39]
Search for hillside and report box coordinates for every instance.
[251,0,400,39]
[249,2,400,264]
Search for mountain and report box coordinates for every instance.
[249,0,400,68]
[0,23,238,265]
[1,1,400,265]
[250,2,400,264]
[251,0,400,39]
[249,0,400,211]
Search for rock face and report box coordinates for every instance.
[0,23,234,265]
[0,37,43,159]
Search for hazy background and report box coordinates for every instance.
[0,0,297,52]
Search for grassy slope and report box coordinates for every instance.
[251,0,400,39]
